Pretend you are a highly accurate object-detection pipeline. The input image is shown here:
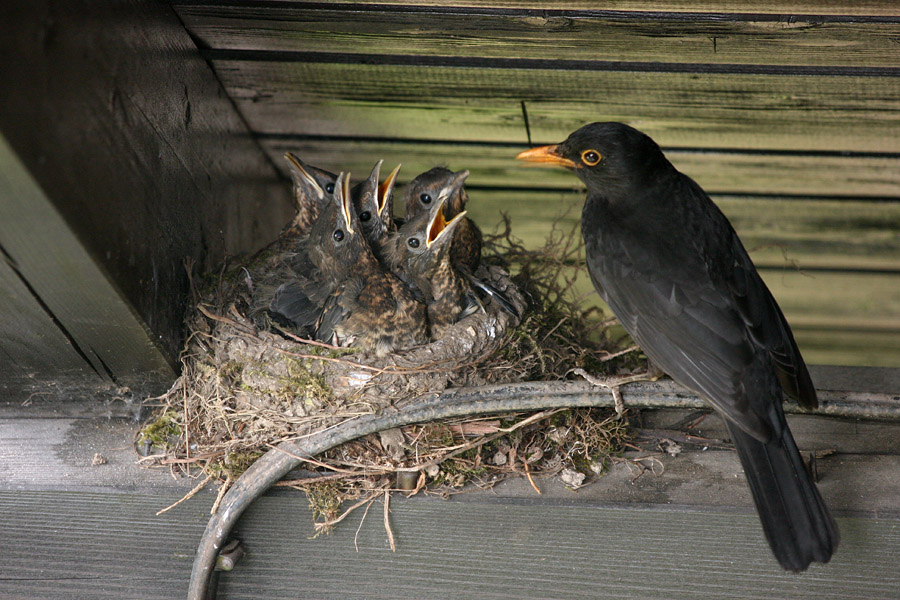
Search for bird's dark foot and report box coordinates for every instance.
[646,359,666,382]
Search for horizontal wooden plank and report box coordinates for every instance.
[787,326,900,369]
[3,387,900,598]
[218,495,900,599]
[177,4,900,68]
[251,1,900,16]
[0,490,208,599]
[4,487,900,599]
[217,60,900,151]
[261,138,900,198]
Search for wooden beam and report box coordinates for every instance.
[254,1,900,16]
[0,0,292,376]
[3,366,900,598]
[211,59,900,151]
[0,135,174,396]
[175,4,900,68]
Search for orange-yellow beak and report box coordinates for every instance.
[378,164,401,217]
[515,144,575,169]
[427,202,465,248]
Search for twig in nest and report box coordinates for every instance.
[157,474,213,516]
[383,490,396,552]
[573,367,654,418]
[313,489,385,534]
[355,496,375,552]
[523,460,541,495]
[211,475,233,515]
[396,409,564,475]
[267,443,387,475]
[618,454,665,482]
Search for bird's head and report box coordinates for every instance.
[515,122,667,194]
[404,167,470,220]
[308,172,368,273]
[284,152,337,207]
[390,176,468,286]
[354,160,391,242]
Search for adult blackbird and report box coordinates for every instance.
[387,183,479,338]
[353,160,401,262]
[516,122,838,571]
[404,166,482,273]
[271,172,427,356]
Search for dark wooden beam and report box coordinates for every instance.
[0,0,293,394]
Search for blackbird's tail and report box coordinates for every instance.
[726,421,839,571]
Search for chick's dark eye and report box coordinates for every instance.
[325,183,335,194]
[407,237,420,248]
[419,193,432,205]
[359,211,371,222]
[333,229,344,242]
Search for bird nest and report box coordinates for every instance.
[140,214,638,523]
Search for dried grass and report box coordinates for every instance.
[138,212,638,528]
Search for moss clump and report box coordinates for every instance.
[306,481,344,534]
[284,358,331,406]
[136,410,182,455]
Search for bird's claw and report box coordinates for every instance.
[573,368,628,418]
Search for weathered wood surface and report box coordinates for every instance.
[247,1,900,16]
[209,59,900,152]
[4,487,900,600]
[0,0,292,384]
[176,3,900,68]
[0,136,175,397]
[261,138,900,199]
[2,367,900,598]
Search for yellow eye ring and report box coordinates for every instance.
[581,149,602,166]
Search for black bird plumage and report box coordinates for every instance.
[517,122,838,571]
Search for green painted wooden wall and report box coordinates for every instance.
[174,0,900,366]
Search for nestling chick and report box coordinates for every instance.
[272,172,427,356]
[389,176,480,338]
[404,166,482,273]
[353,160,401,263]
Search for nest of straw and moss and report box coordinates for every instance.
[139,213,642,528]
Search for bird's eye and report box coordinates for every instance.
[581,149,602,166]
[333,229,344,242]
[419,193,432,205]
[407,237,420,248]
[325,183,335,194]
[359,211,372,222]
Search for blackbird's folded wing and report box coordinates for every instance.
[594,259,773,442]
[727,238,817,408]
